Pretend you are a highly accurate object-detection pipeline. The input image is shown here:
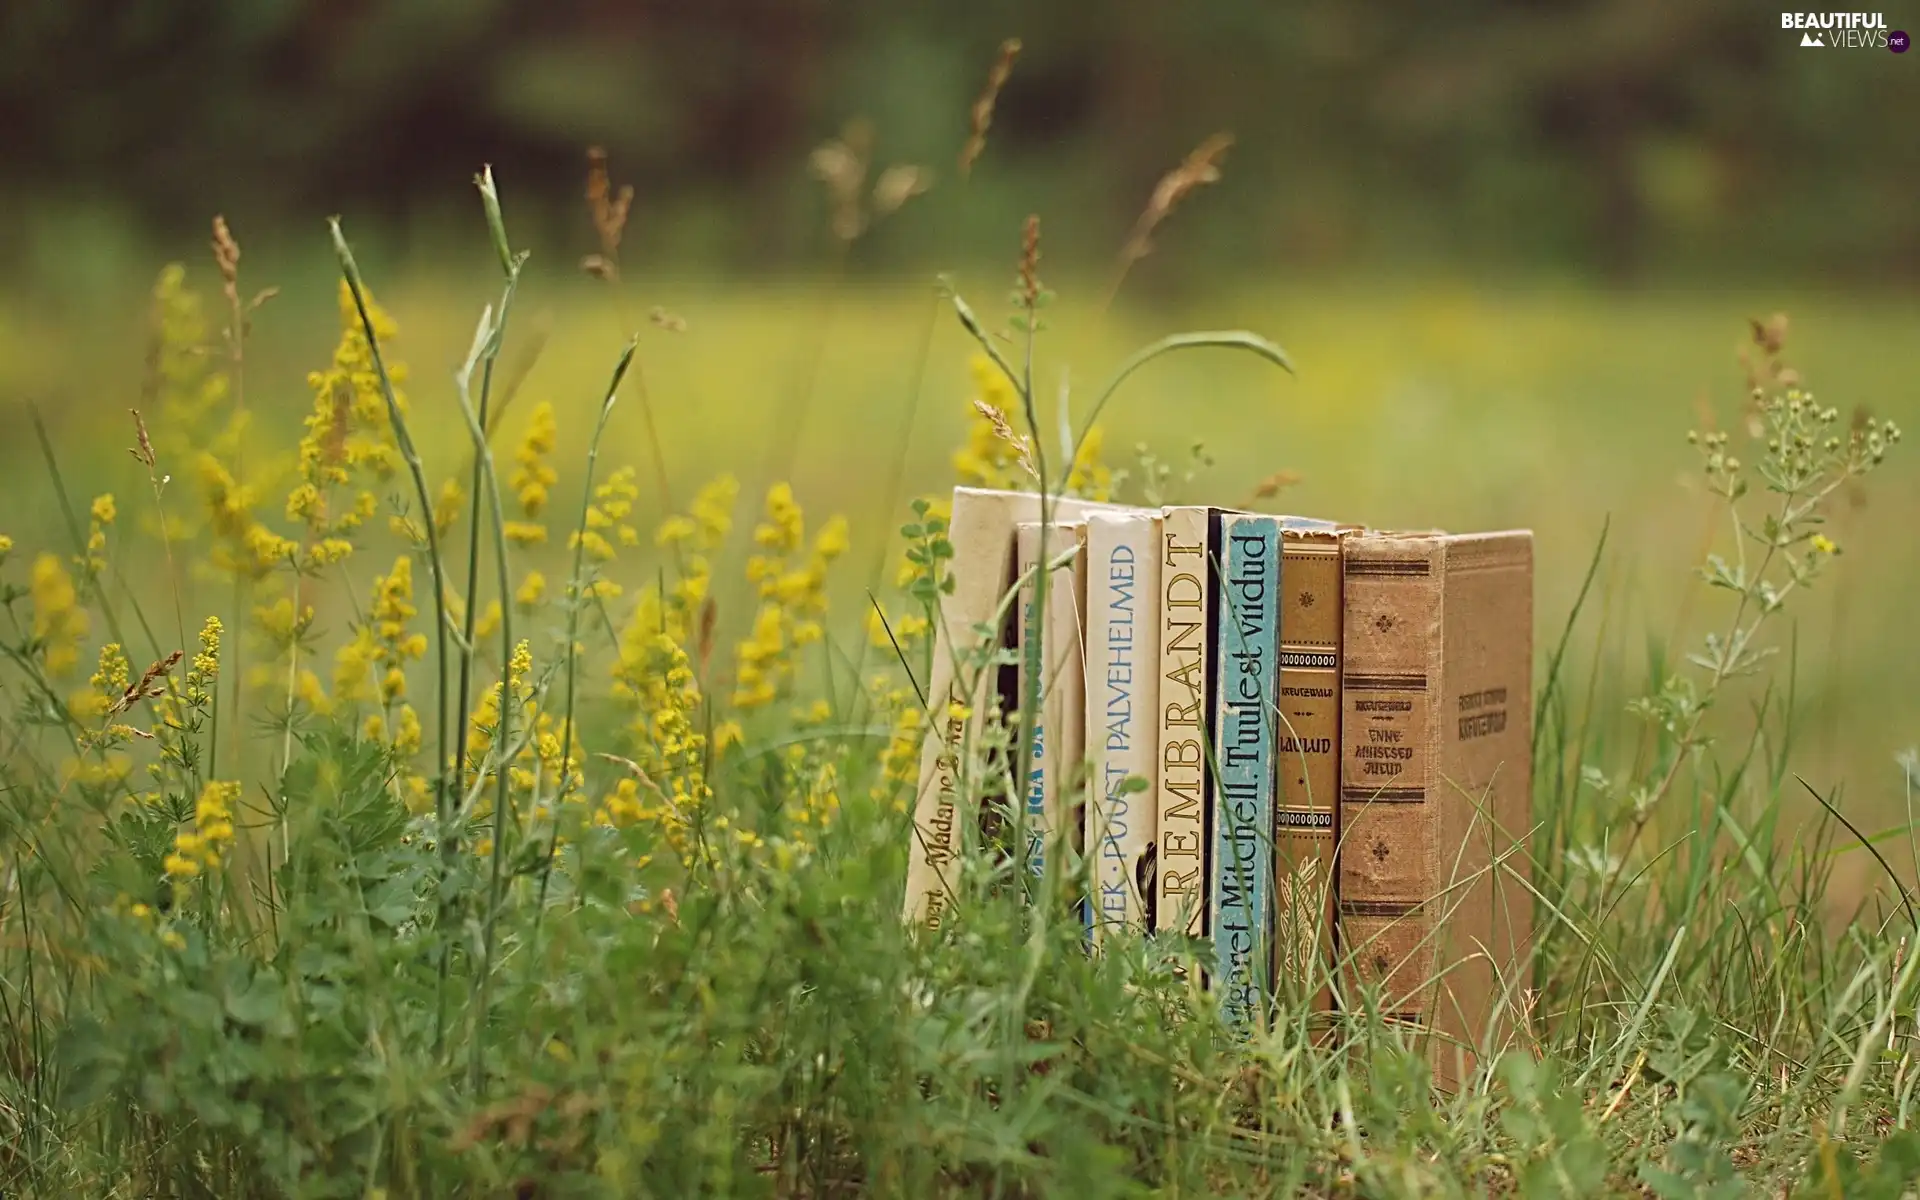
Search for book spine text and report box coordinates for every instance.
[1085,512,1161,942]
[1275,527,1343,1011]
[1211,515,1279,1032]
[1338,536,1444,1030]
[1153,507,1216,936]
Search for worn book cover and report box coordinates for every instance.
[1210,514,1280,1033]
[1084,510,1161,942]
[1274,521,1349,1013]
[1338,530,1534,1091]
[904,488,1134,930]
[1014,519,1087,898]
[1153,506,1221,938]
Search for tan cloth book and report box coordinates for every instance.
[1273,524,1346,1013]
[1338,530,1534,1091]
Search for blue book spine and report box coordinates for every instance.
[1210,514,1280,1034]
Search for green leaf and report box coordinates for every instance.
[53,1016,124,1109]
[225,969,286,1028]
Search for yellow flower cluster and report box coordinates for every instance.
[871,681,923,811]
[466,639,582,826]
[735,484,848,709]
[29,553,88,679]
[142,265,284,582]
[953,355,1025,488]
[336,555,427,708]
[607,631,709,865]
[783,753,842,831]
[1066,425,1114,502]
[76,493,116,582]
[186,616,221,708]
[506,401,558,546]
[248,594,327,716]
[655,473,738,621]
[164,780,239,878]
[74,641,132,723]
[287,281,409,567]
[148,264,232,459]
[199,453,297,581]
[571,464,642,571]
[950,355,1112,500]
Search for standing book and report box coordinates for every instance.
[1274,521,1348,1012]
[1153,506,1222,938]
[1084,510,1161,942]
[1210,514,1280,1032]
[904,488,1130,930]
[1338,530,1534,1091]
[1014,519,1088,901]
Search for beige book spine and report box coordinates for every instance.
[1433,532,1534,1092]
[1084,511,1161,941]
[905,489,1140,929]
[1275,528,1343,1011]
[1338,531,1533,1090]
[1154,506,1214,936]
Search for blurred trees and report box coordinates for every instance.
[2,0,1914,280]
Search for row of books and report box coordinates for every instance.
[902,488,1535,1089]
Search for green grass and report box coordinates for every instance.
[0,211,1916,1196]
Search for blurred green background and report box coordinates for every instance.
[0,2,1915,845]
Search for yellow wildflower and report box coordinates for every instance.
[29,554,87,678]
[574,465,642,565]
[953,355,1026,488]
[516,570,546,610]
[334,626,379,705]
[74,492,116,580]
[507,401,558,544]
[167,780,239,877]
[287,280,410,563]
[691,474,739,546]
[335,556,421,714]
[755,483,805,554]
[433,478,465,533]
[394,704,422,755]
[148,265,232,457]
[1811,533,1838,555]
[75,642,132,721]
[474,600,503,639]
[610,619,711,864]
[733,485,846,709]
[1066,425,1114,501]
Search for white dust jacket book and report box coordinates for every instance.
[1083,509,1161,942]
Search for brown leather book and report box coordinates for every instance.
[1338,530,1534,1091]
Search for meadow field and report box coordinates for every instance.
[9,262,1916,809]
[0,204,1917,1195]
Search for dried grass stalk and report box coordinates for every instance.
[960,38,1022,179]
